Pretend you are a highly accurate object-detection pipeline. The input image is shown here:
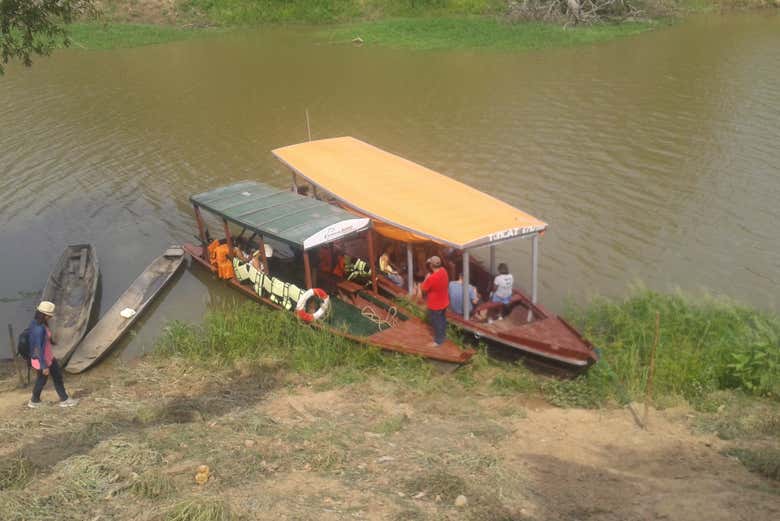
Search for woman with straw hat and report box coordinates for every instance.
[28,301,78,409]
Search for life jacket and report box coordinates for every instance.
[209,243,232,279]
[266,277,303,310]
[346,257,372,282]
[235,258,302,311]
[207,240,222,269]
[247,263,263,285]
[233,258,251,282]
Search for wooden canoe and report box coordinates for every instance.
[66,247,185,373]
[41,244,100,365]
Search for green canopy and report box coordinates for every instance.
[191,181,370,250]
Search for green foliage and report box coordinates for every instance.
[0,452,34,490]
[180,0,364,24]
[65,22,210,50]
[541,375,611,408]
[490,371,537,395]
[131,471,175,498]
[166,498,234,521]
[321,16,656,51]
[724,448,780,481]
[179,0,505,25]
[0,0,95,73]
[156,302,435,385]
[567,290,780,405]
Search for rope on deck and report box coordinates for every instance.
[361,305,399,331]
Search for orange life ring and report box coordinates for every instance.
[295,288,330,323]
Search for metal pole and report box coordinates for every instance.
[462,251,470,319]
[291,172,298,192]
[406,243,414,295]
[489,245,496,277]
[531,234,539,304]
[367,229,379,295]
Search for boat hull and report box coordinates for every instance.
[41,244,100,365]
[183,244,474,364]
[66,248,185,374]
[377,277,597,368]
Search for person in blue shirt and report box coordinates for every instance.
[448,273,480,316]
[28,301,78,409]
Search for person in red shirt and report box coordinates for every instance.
[419,255,449,346]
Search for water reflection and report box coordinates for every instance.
[1,13,778,360]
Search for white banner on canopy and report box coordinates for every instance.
[303,218,370,250]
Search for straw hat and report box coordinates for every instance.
[426,255,442,267]
[37,301,55,317]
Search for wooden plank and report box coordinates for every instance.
[303,251,313,289]
[194,204,207,250]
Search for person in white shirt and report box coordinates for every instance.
[490,263,514,320]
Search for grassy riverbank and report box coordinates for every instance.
[320,17,657,51]
[0,290,777,519]
[157,290,780,406]
[65,22,210,50]
[62,0,777,52]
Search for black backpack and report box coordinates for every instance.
[17,327,32,361]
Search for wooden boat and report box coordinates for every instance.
[41,244,99,365]
[272,137,598,368]
[65,247,185,374]
[183,181,474,364]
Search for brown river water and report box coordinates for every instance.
[1,13,778,360]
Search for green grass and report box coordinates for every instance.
[64,22,211,50]
[561,290,780,408]
[321,16,658,51]
[156,289,780,415]
[155,302,437,386]
[724,448,780,481]
[166,498,234,521]
[179,0,505,25]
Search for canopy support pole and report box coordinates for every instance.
[489,245,496,277]
[367,229,379,295]
[303,250,313,289]
[258,235,270,273]
[223,219,233,258]
[194,204,207,256]
[291,172,298,192]
[528,233,539,322]
[406,243,414,295]
[462,251,471,319]
[531,234,539,304]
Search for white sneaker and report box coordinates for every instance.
[59,398,79,408]
[28,400,42,409]
[497,315,503,321]
[487,319,494,324]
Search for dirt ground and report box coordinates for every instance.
[0,358,777,521]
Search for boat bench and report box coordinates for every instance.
[336,279,364,304]
[472,294,527,316]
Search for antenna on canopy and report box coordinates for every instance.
[305,108,312,142]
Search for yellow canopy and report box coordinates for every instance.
[272,137,548,250]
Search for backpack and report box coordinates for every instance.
[17,327,32,361]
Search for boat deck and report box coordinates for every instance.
[377,277,596,366]
[183,244,474,364]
